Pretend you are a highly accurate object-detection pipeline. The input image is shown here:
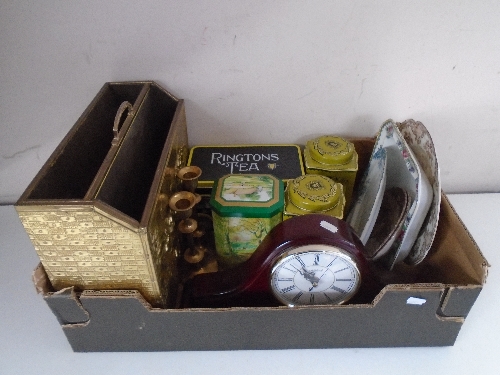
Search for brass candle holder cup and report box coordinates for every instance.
[178,165,202,193]
[168,191,201,220]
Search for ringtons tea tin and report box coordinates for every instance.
[284,174,345,220]
[304,136,358,209]
[187,144,304,189]
[210,174,284,268]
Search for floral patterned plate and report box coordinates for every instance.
[347,147,387,245]
[397,119,441,265]
[373,120,433,269]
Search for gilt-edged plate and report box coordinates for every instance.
[374,120,433,269]
[347,147,387,245]
[397,119,441,265]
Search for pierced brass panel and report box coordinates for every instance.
[17,207,164,304]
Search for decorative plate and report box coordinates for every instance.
[364,187,411,261]
[346,147,387,245]
[397,119,441,265]
[373,120,433,269]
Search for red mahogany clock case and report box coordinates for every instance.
[183,214,380,308]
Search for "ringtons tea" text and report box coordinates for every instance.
[210,152,279,173]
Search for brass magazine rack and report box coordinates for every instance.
[16,81,188,307]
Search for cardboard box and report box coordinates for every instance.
[30,138,489,351]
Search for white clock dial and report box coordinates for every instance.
[270,244,361,306]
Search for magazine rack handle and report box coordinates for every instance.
[112,101,134,145]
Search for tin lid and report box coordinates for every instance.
[288,175,341,211]
[210,174,284,218]
[306,136,355,165]
[187,144,305,188]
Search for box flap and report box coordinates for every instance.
[33,264,89,325]
[439,285,483,318]
[44,288,90,325]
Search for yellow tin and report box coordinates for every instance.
[283,174,345,220]
[303,136,358,209]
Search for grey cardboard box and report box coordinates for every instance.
[31,171,488,351]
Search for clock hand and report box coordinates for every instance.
[290,264,304,276]
[301,267,313,281]
[292,264,320,286]
[291,264,314,280]
[292,265,314,284]
[302,267,313,277]
[315,269,330,286]
[301,267,320,286]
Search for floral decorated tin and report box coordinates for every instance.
[283,174,345,220]
[210,174,284,268]
[303,136,358,209]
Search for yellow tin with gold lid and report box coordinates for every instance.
[283,174,345,220]
[303,136,358,209]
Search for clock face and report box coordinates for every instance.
[270,244,361,306]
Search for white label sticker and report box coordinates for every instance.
[320,220,338,234]
[407,297,426,305]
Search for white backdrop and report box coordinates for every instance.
[1,0,499,204]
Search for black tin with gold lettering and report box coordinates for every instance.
[187,144,305,190]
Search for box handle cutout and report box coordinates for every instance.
[407,297,426,305]
[112,101,134,145]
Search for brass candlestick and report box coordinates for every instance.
[178,218,205,264]
[169,166,218,279]
[169,188,205,263]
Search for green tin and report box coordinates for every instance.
[210,174,284,268]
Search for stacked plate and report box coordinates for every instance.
[347,119,440,268]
